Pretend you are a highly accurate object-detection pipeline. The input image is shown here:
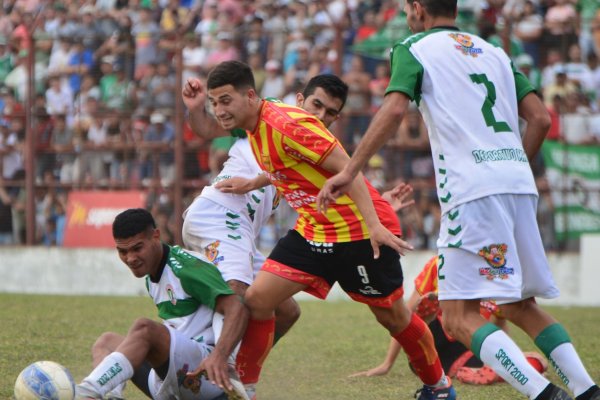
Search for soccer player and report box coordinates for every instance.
[349,256,548,385]
[181,73,415,344]
[74,208,249,400]
[198,60,456,400]
[316,0,600,399]
[180,74,355,343]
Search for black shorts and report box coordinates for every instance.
[264,230,404,307]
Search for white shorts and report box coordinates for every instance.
[437,194,560,303]
[182,197,264,286]
[148,325,231,400]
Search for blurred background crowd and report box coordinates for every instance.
[0,0,598,250]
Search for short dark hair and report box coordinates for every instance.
[207,60,256,92]
[303,74,349,110]
[407,0,457,18]
[113,208,156,239]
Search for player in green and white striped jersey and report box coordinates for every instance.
[75,208,249,400]
[317,0,600,399]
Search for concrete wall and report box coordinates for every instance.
[1,242,598,306]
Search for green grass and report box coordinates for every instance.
[2,294,599,399]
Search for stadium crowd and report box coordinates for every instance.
[0,0,598,248]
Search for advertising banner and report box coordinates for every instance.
[63,191,146,247]
[541,141,600,240]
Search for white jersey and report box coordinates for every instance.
[146,245,234,344]
[387,28,538,215]
[197,137,279,236]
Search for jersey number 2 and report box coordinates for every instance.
[469,73,512,133]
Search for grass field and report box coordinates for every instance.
[2,293,599,400]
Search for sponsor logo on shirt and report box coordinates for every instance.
[478,243,514,280]
[449,33,483,57]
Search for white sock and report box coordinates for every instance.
[107,381,126,398]
[548,343,595,397]
[83,352,134,396]
[479,330,549,399]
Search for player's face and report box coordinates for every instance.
[296,87,344,128]
[115,229,162,279]
[207,84,257,131]
[404,0,425,33]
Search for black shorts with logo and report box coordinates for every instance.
[267,230,404,305]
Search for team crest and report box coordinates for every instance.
[478,243,514,280]
[449,33,483,57]
[204,241,224,266]
[166,284,177,305]
[176,363,201,393]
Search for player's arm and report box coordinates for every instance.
[215,173,271,194]
[320,145,413,258]
[518,92,551,161]
[317,91,411,209]
[182,77,230,139]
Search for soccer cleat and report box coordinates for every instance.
[74,383,102,399]
[414,378,456,400]
[456,365,503,385]
[224,369,251,400]
[579,385,600,400]
[547,385,573,400]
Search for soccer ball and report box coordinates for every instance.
[14,361,75,400]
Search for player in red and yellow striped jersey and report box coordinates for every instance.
[201,61,455,399]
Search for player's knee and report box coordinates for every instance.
[243,288,277,317]
[129,317,160,337]
[93,332,122,352]
[499,298,538,322]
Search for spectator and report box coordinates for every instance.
[0,175,13,245]
[513,0,543,66]
[564,43,595,96]
[204,31,240,72]
[147,60,175,112]
[45,76,73,118]
[0,36,12,82]
[0,117,24,181]
[369,62,391,114]
[50,114,77,184]
[562,91,595,144]
[64,40,94,96]
[543,68,578,106]
[181,33,207,83]
[142,112,174,186]
[543,0,578,60]
[76,5,103,53]
[342,55,372,149]
[515,53,542,91]
[131,6,160,80]
[261,59,285,100]
[546,94,564,141]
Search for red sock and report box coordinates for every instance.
[236,318,275,385]
[392,313,444,385]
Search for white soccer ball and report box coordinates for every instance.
[14,361,75,400]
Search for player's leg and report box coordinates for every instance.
[510,194,599,399]
[76,318,171,398]
[438,195,570,399]
[236,270,308,395]
[274,296,301,342]
[335,239,453,398]
[237,230,334,395]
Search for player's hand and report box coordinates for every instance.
[368,223,413,259]
[187,351,234,392]
[182,77,207,111]
[316,169,355,213]
[348,364,392,378]
[381,182,415,213]
[215,177,255,194]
